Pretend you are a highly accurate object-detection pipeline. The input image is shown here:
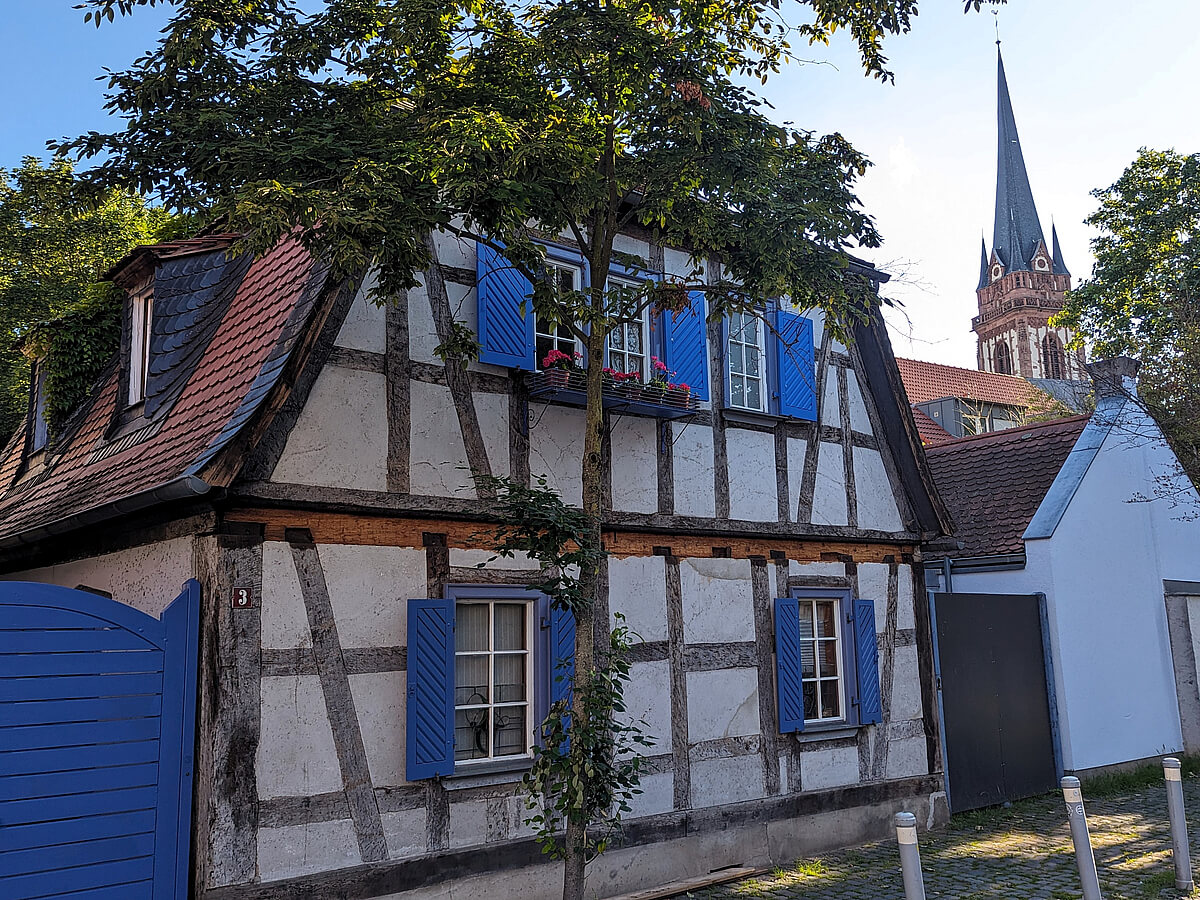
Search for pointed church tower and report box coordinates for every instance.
[974,46,1085,381]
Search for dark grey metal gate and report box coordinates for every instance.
[931,591,1059,812]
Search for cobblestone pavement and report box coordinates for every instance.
[692,777,1200,900]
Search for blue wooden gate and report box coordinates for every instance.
[0,580,200,899]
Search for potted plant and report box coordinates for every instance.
[541,349,581,389]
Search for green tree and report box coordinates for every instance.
[67,1,1000,894]
[0,157,173,440]
[1055,148,1200,496]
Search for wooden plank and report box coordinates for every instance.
[0,808,156,853]
[0,629,156,653]
[0,739,160,777]
[1,717,161,752]
[0,607,114,630]
[0,694,161,728]
[1,831,155,878]
[0,854,154,896]
[20,880,153,900]
[0,762,160,801]
[604,866,759,900]
[0,672,163,702]
[0,650,163,678]
[0,785,157,827]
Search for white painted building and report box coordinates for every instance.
[925,358,1200,775]
[0,229,954,899]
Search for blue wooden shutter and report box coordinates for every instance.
[773,308,816,420]
[406,598,455,779]
[476,241,535,369]
[854,597,883,725]
[662,290,709,401]
[773,597,806,733]
[548,603,576,706]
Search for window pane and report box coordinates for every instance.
[493,707,527,757]
[455,655,489,706]
[803,682,818,720]
[455,708,489,760]
[493,653,526,703]
[730,376,745,409]
[627,323,643,355]
[456,604,488,652]
[745,346,760,378]
[745,377,761,411]
[816,601,837,638]
[729,341,744,373]
[494,604,526,651]
[818,639,839,676]
[801,640,816,679]
[798,602,814,638]
[820,679,841,719]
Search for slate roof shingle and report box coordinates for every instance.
[924,414,1090,559]
[0,236,330,546]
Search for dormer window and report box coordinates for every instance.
[990,264,1003,282]
[30,360,49,452]
[128,282,154,406]
[1034,256,1049,272]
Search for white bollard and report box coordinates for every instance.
[894,811,927,900]
[1062,776,1103,900]
[1163,758,1194,891]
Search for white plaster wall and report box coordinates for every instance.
[609,556,668,643]
[854,448,904,533]
[687,668,759,743]
[610,417,658,514]
[811,443,848,526]
[820,369,840,425]
[272,366,388,491]
[624,660,672,754]
[845,370,870,434]
[679,558,754,645]
[727,429,777,522]
[335,270,386,353]
[258,674,343,798]
[800,744,858,790]
[690,755,763,807]
[528,404,584,507]
[407,279,441,366]
[409,381,509,498]
[672,423,715,518]
[258,820,361,882]
[261,541,311,649]
[786,437,807,519]
[350,671,408,786]
[322,544,425,648]
[4,536,195,617]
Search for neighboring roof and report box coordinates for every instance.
[1024,395,1126,541]
[992,47,1047,274]
[103,233,241,284]
[924,414,1089,558]
[912,408,954,447]
[0,237,335,548]
[1029,377,1092,414]
[896,356,1051,408]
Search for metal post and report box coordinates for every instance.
[1163,757,1194,891]
[894,812,927,900]
[1061,776,1103,900]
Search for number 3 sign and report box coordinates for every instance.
[231,587,254,609]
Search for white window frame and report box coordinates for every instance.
[453,598,535,765]
[796,596,846,725]
[535,261,583,372]
[128,284,154,406]
[727,311,767,412]
[605,276,650,379]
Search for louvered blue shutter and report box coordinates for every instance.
[774,597,806,733]
[662,290,709,401]
[406,598,455,779]
[854,597,882,725]
[773,308,816,420]
[477,241,535,369]
[549,603,576,706]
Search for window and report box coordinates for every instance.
[774,589,880,733]
[796,597,844,723]
[128,284,154,405]
[993,341,1013,375]
[606,278,649,379]
[1041,332,1064,380]
[727,311,766,412]
[30,360,49,452]
[961,410,986,436]
[534,262,582,371]
[406,587,574,780]
[454,599,534,764]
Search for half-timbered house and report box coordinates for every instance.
[0,228,950,899]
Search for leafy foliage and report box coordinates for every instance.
[1055,148,1200,492]
[524,615,654,861]
[0,157,174,441]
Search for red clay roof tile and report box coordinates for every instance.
[896,356,1051,408]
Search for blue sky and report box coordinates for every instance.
[3,2,1199,368]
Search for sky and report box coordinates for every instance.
[3,2,1199,369]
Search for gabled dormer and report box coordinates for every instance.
[1029,240,1052,274]
[988,250,1006,284]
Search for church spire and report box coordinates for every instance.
[1051,223,1069,276]
[977,237,990,290]
[993,46,1046,272]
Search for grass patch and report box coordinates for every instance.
[790,859,828,878]
[1083,754,1200,799]
[1140,869,1177,898]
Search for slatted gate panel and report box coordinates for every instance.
[0,581,199,900]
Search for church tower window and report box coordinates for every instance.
[1041,333,1064,380]
[993,341,1013,375]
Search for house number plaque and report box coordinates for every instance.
[231,587,255,609]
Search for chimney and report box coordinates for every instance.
[1086,356,1139,399]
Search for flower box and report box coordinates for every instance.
[526,370,699,419]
